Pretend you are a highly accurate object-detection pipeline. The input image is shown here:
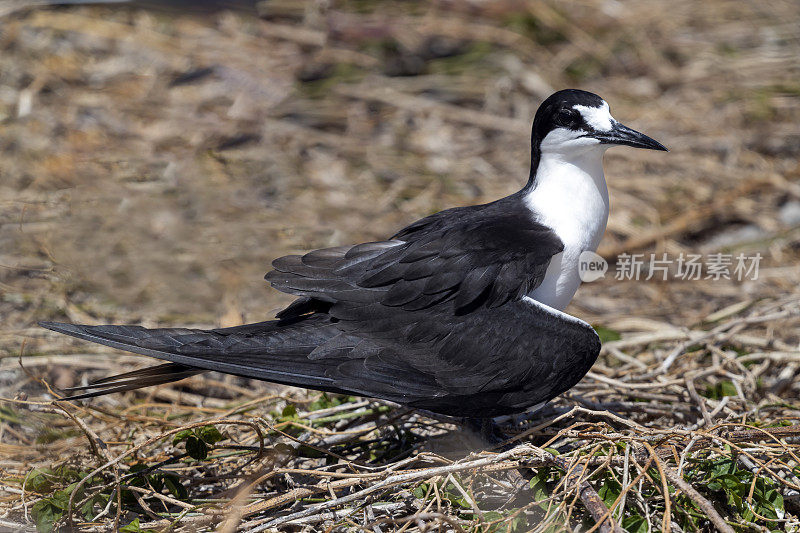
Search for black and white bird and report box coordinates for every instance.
[40,89,666,418]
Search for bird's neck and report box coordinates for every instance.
[524,147,610,250]
[521,147,610,310]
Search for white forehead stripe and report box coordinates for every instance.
[573,101,614,132]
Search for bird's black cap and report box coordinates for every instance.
[527,89,667,181]
[532,89,607,142]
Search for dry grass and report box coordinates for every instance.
[1,0,800,531]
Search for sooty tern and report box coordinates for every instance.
[40,89,666,418]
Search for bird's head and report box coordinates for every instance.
[532,89,667,157]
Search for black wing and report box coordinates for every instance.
[265,207,564,316]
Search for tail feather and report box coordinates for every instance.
[61,363,204,400]
[78,362,200,386]
[38,319,351,399]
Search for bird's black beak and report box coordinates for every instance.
[593,122,668,151]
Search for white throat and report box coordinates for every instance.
[524,145,610,310]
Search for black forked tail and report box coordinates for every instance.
[38,318,347,400]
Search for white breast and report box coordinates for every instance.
[524,143,610,310]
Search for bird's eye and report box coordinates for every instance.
[555,109,576,127]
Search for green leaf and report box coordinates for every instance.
[120,518,143,532]
[119,518,157,533]
[686,454,787,527]
[80,494,101,520]
[308,393,343,411]
[529,472,550,503]
[162,473,188,501]
[25,468,56,493]
[593,325,621,343]
[765,487,784,518]
[126,463,150,489]
[476,509,528,532]
[597,477,622,509]
[440,486,471,510]
[281,404,298,418]
[50,483,83,510]
[622,515,648,533]
[506,512,528,533]
[172,429,192,446]
[751,479,784,521]
[718,473,743,491]
[197,425,225,445]
[412,483,429,499]
[709,458,735,477]
[185,435,208,460]
[31,500,62,533]
[149,473,164,493]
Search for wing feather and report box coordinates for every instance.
[265,206,564,317]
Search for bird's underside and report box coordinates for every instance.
[40,198,601,418]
